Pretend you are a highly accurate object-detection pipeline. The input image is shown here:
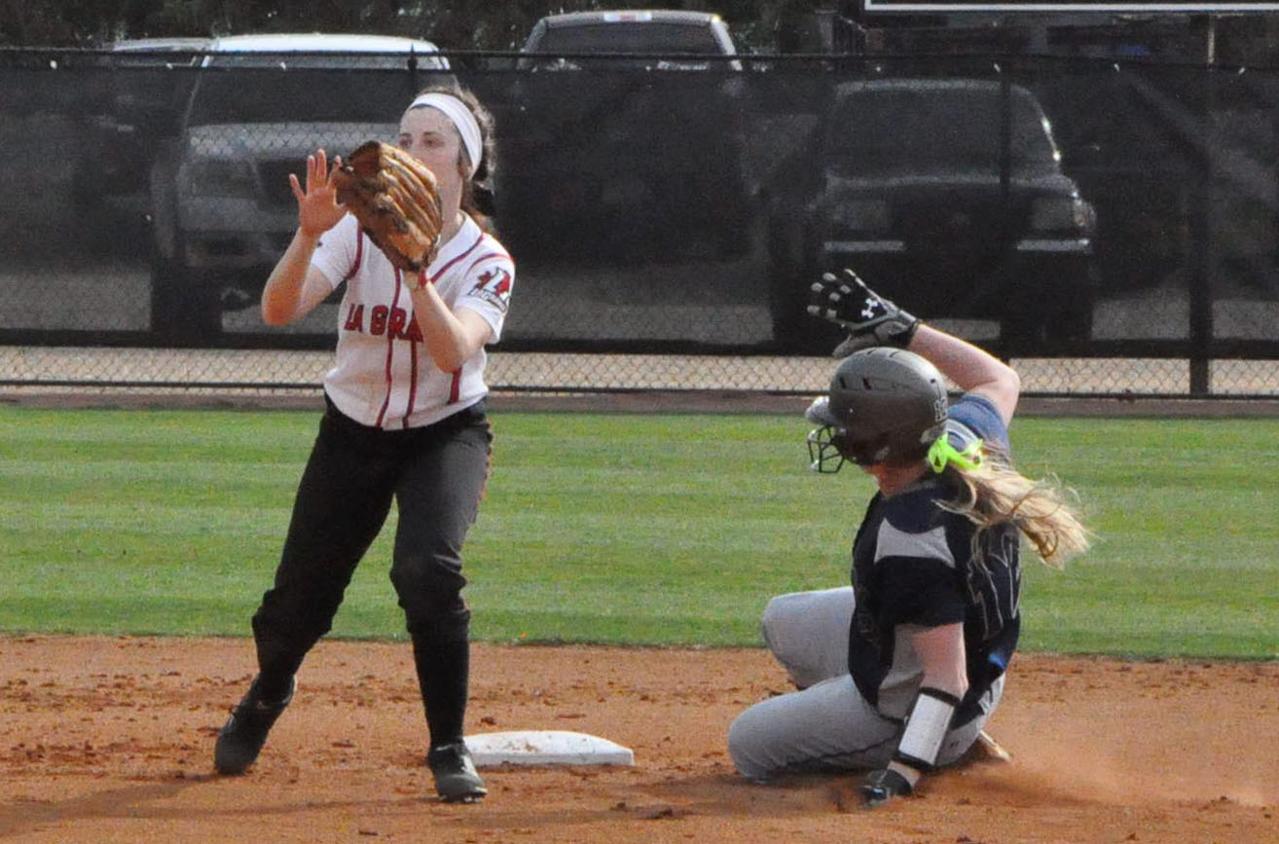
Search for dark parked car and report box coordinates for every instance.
[767,78,1098,353]
[72,38,209,247]
[519,9,741,71]
[83,39,208,191]
[499,10,752,264]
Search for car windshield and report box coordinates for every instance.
[207,52,438,70]
[829,85,1058,169]
[185,57,446,125]
[535,23,722,54]
[113,50,205,68]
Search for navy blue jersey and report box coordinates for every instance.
[846,394,1020,726]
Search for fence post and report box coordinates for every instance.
[1188,19,1215,398]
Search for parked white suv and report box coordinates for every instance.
[148,33,449,339]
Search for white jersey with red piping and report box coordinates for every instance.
[310,213,514,430]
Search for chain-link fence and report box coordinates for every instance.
[1,46,1276,397]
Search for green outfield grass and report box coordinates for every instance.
[0,406,1275,659]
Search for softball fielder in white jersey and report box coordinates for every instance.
[214,83,507,804]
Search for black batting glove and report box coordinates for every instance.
[859,767,915,808]
[806,268,920,356]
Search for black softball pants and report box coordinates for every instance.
[251,396,492,749]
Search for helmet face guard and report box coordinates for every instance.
[807,424,846,473]
[806,396,848,473]
[808,423,940,472]
[805,349,949,473]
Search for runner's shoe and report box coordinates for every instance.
[960,729,1013,766]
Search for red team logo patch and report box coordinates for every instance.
[469,267,512,313]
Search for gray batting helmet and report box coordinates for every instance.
[807,348,948,471]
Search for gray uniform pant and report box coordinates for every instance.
[727,587,1003,782]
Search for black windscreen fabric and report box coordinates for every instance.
[0,50,1275,380]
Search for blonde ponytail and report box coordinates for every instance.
[939,449,1091,568]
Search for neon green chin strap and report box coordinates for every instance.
[927,437,984,474]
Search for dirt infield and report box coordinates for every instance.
[1,637,1275,843]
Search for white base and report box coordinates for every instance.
[464,730,635,768]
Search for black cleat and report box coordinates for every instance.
[427,741,487,803]
[213,675,295,775]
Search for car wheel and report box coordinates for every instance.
[767,225,845,356]
[71,169,117,256]
[712,180,755,260]
[149,245,223,345]
[715,203,755,260]
[1000,290,1094,352]
[768,277,843,355]
[766,224,806,351]
[1043,295,1094,345]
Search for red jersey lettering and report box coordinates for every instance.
[343,303,365,332]
[370,305,389,336]
[387,307,408,340]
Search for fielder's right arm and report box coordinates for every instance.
[262,150,347,326]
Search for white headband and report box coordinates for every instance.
[408,93,482,177]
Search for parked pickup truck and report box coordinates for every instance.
[73,39,209,209]
[499,10,753,264]
[519,9,741,71]
[147,33,449,340]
